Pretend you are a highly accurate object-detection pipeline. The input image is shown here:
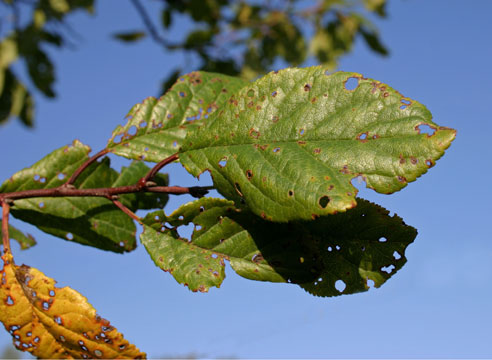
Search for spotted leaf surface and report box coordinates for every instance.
[180,66,456,221]
[0,141,167,252]
[0,253,145,359]
[142,197,416,296]
[107,71,247,162]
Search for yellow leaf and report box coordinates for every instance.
[0,253,145,359]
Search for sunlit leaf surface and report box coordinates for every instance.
[180,66,456,221]
[141,197,416,296]
[107,71,247,162]
[0,253,145,358]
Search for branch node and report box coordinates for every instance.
[145,181,157,187]
[189,186,210,198]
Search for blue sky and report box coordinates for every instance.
[1,0,492,358]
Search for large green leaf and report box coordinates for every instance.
[180,66,456,221]
[141,197,416,296]
[0,141,166,252]
[107,71,247,162]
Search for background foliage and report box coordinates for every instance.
[0,0,388,127]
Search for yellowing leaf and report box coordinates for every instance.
[0,253,145,359]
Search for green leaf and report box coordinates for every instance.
[0,223,36,250]
[107,71,247,162]
[0,69,34,127]
[141,197,416,296]
[0,141,163,252]
[112,31,146,43]
[180,66,456,222]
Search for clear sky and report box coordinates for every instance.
[1,0,492,358]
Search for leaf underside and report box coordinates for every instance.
[180,66,456,221]
[0,253,145,359]
[0,140,168,253]
[0,223,36,250]
[107,71,248,162]
[141,197,416,296]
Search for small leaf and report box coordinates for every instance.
[0,223,36,250]
[180,67,456,221]
[0,141,162,252]
[112,31,146,43]
[141,197,416,296]
[107,71,247,162]
[0,253,145,358]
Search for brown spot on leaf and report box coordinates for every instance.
[313,148,321,154]
[288,190,294,197]
[256,105,262,111]
[410,156,418,165]
[399,154,406,164]
[249,128,260,139]
[340,165,350,174]
[246,170,253,180]
[397,176,407,183]
[311,97,317,103]
[272,115,279,123]
[319,196,330,208]
[298,141,306,145]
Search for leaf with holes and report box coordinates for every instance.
[107,71,247,162]
[0,253,145,358]
[0,141,167,252]
[141,197,415,296]
[180,66,456,221]
[0,223,36,250]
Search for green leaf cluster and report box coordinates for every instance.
[1,67,455,299]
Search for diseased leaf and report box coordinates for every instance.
[0,253,145,358]
[107,71,247,162]
[180,66,456,221]
[141,197,416,296]
[0,141,166,252]
[0,223,36,250]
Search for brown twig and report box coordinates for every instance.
[65,149,110,186]
[0,184,211,202]
[130,0,178,49]
[111,198,142,224]
[143,153,179,183]
[2,201,11,255]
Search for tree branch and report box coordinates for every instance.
[111,198,142,224]
[65,148,110,186]
[2,201,11,255]
[143,152,179,183]
[0,184,211,202]
[130,0,179,49]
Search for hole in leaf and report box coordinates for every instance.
[57,173,66,180]
[271,91,277,97]
[218,158,227,167]
[335,280,346,293]
[359,133,367,140]
[335,245,341,250]
[393,251,402,260]
[139,121,147,128]
[327,246,332,252]
[401,98,411,105]
[211,253,218,259]
[344,77,359,91]
[55,316,62,325]
[49,290,55,296]
[195,224,202,231]
[425,159,433,167]
[246,170,253,180]
[179,91,186,97]
[273,147,280,153]
[379,237,387,243]
[367,279,375,288]
[119,241,124,247]
[417,124,436,136]
[319,196,330,208]
[6,295,14,305]
[33,174,40,181]
[40,177,46,183]
[39,202,45,208]
[304,84,311,91]
[299,128,305,136]
[42,301,49,310]
[288,190,294,196]
[66,233,73,240]
[113,134,123,143]
[381,265,395,274]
